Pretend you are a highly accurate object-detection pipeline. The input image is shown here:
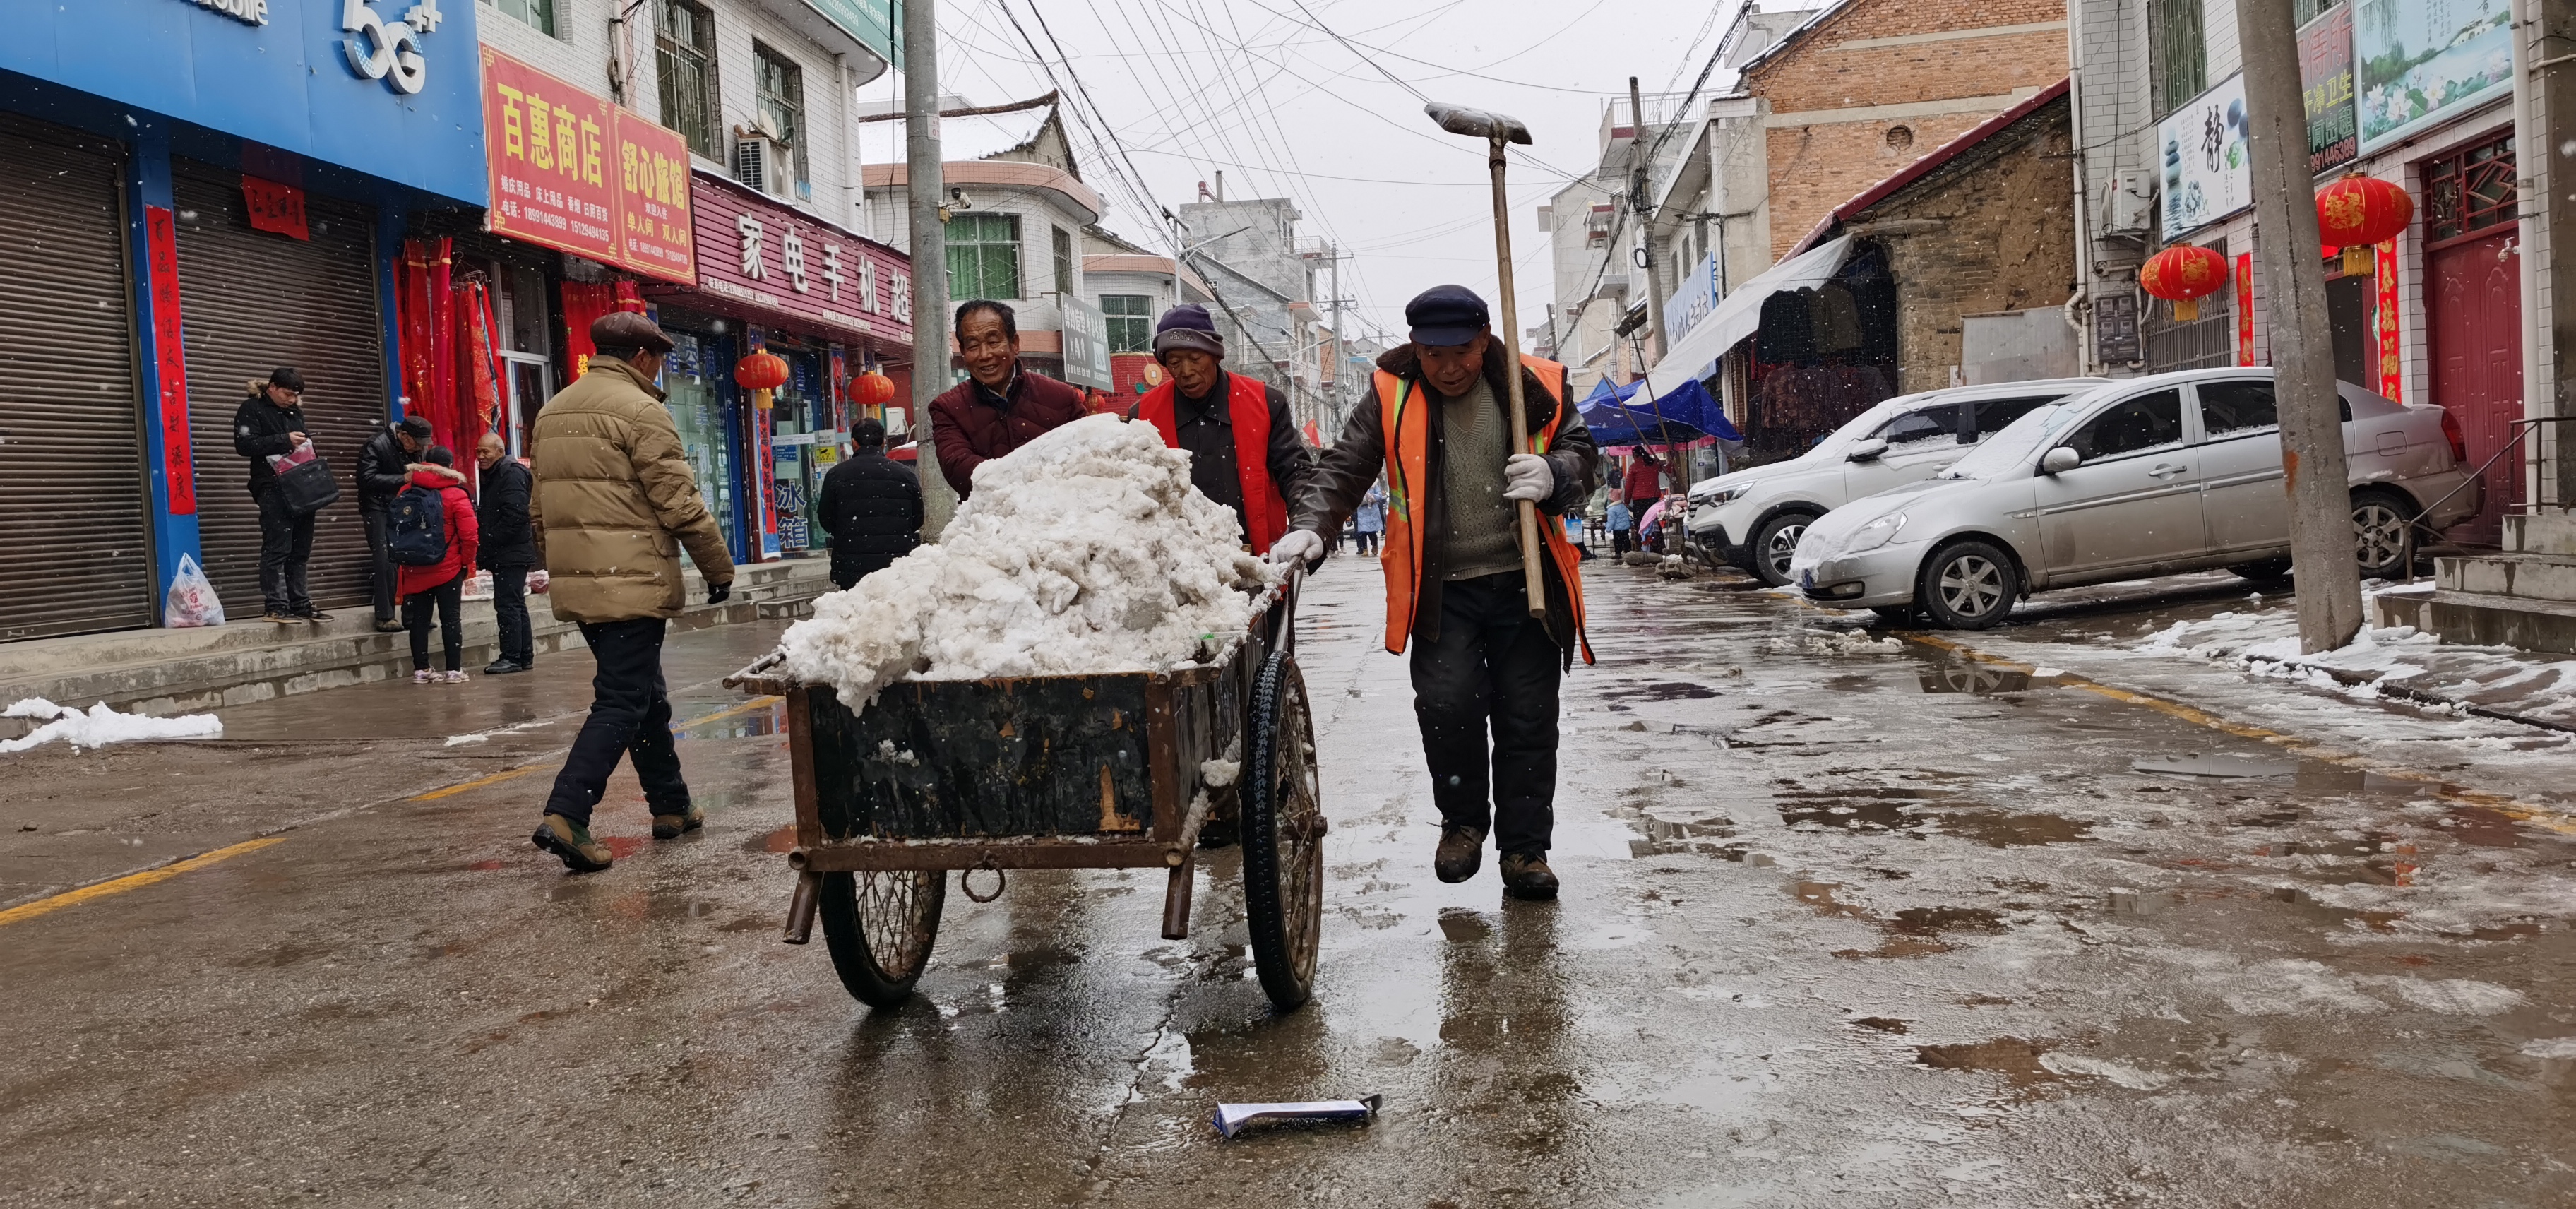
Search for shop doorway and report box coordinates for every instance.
[2424,135,2522,546]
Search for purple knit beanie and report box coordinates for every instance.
[1152,304,1225,360]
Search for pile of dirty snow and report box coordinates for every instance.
[1,698,222,754]
[775,415,1275,704]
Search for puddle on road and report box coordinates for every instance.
[1918,663,2036,695]
[746,824,799,854]
[1915,1037,2059,1088]
[1936,809,2091,847]
[681,704,787,739]
[1767,783,2088,847]
[1599,680,1725,702]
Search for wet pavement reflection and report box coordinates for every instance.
[1,559,2572,1205]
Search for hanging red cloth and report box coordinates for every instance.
[451,273,501,494]
[559,281,621,380]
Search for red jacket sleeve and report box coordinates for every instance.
[928,392,984,499]
[446,486,480,576]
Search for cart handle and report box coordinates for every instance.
[1276,565,1305,662]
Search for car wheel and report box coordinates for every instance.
[2227,556,2294,580]
[1751,511,1818,587]
[2350,490,2414,579]
[1916,540,2020,630]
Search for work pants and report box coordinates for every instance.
[404,572,466,672]
[256,488,315,615]
[544,617,687,824]
[1409,572,1563,857]
[1355,530,1379,557]
[489,564,533,667]
[362,508,399,623]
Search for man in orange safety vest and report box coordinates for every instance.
[1127,304,1312,552]
[1274,285,1597,900]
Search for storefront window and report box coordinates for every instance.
[765,345,828,554]
[662,329,739,563]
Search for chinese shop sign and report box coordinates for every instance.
[479,46,696,284]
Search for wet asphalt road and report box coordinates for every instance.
[4,556,2573,1207]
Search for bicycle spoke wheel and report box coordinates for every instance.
[818,869,946,1008]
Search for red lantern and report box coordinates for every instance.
[734,350,789,391]
[851,369,895,408]
[2139,244,2229,322]
[2316,172,2412,275]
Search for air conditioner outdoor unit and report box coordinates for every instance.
[2104,173,2154,235]
[734,136,792,199]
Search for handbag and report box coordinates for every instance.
[273,452,341,516]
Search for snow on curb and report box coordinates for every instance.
[1,698,222,754]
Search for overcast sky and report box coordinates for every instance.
[852,0,1756,347]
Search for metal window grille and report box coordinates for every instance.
[1103,294,1153,353]
[655,1,717,160]
[2149,0,2207,119]
[753,44,809,199]
[2426,136,2517,244]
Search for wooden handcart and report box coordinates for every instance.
[725,571,1326,1010]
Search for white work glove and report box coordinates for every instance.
[1502,453,1554,504]
[1270,528,1326,566]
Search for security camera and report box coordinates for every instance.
[946,186,976,210]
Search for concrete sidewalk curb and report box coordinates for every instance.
[0,561,833,734]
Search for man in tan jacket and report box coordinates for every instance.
[529,312,737,873]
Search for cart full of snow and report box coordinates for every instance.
[727,415,1329,1011]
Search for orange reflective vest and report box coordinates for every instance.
[1375,354,1591,662]
[1132,374,1289,554]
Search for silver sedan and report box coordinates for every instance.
[1787,369,2480,629]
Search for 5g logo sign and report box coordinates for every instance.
[342,0,444,95]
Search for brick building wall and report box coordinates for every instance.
[1743,0,2071,263]
[1848,95,2077,393]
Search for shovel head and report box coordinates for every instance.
[1212,1095,1384,1138]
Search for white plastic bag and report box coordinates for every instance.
[164,554,225,628]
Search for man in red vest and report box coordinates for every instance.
[1128,304,1312,552]
[1275,285,1597,900]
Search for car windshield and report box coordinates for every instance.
[1939,388,2110,479]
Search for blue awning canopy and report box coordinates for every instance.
[1580,376,1739,447]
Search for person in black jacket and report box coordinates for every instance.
[475,433,539,674]
[815,418,922,589]
[358,414,433,631]
[232,367,323,624]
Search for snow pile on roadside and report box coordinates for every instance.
[775,415,1275,705]
[2132,594,2576,725]
[1,698,222,754]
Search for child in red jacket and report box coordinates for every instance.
[398,446,480,684]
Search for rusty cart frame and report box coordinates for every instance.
[726,571,1325,1010]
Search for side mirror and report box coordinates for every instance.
[2041,446,2082,475]
[1847,437,1889,463]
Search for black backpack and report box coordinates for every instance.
[388,484,449,566]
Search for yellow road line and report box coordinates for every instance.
[410,765,544,801]
[1900,631,2576,835]
[676,693,783,733]
[0,836,289,929]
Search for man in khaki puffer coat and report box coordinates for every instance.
[528,312,737,874]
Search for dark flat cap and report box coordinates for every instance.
[590,311,674,355]
[1405,285,1489,347]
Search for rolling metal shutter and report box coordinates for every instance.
[0,117,152,641]
[174,162,387,614]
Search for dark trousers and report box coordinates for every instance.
[1355,530,1380,556]
[363,508,398,623]
[490,564,533,666]
[256,489,316,614]
[1611,527,1632,559]
[403,572,465,672]
[544,617,687,823]
[1409,572,1563,857]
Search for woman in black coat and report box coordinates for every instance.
[815,419,923,589]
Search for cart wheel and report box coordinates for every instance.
[1242,651,1325,1010]
[818,870,946,1008]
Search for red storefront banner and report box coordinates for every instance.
[479,46,694,285]
[242,176,309,241]
[2235,253,2257,366]
[665,171,913,347]
[2376,239,2402,400]
[144,205,194,516]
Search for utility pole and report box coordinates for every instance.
[2239,0,2362,650]
[1628,76,1668,365]
[904,0,955,538]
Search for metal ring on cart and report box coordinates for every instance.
[960,857,1007,903]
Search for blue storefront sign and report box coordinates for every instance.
[0,0,487,206]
